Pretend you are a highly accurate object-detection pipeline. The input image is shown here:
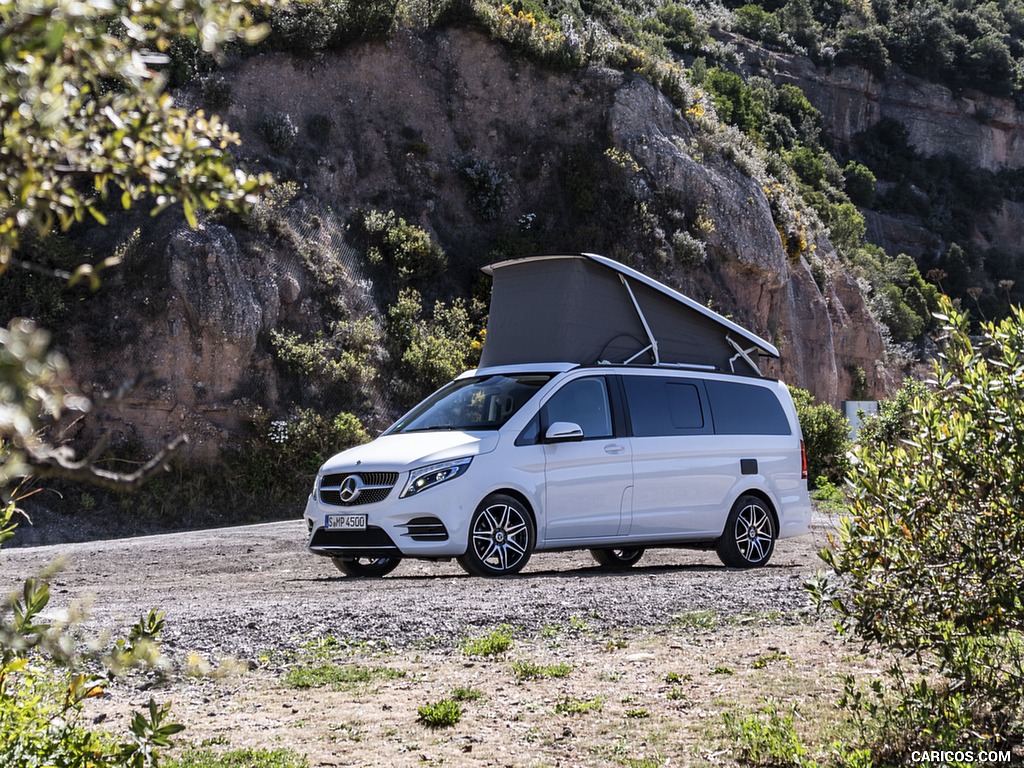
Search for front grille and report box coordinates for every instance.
[319,471,399,507]
[309,526,400,555]
[399,516,449,542]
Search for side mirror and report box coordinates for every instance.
[544,422,585,443]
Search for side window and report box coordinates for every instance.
[623,376,708,436]
[544,377,613,439]
[704,380,792,435]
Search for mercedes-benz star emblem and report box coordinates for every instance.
[339,475,364,503]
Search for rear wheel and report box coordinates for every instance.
[590,548,645,570]
[331,556,401,577]
[715,495,776,568]
[457,494,535,577]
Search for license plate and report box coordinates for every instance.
[325,514,367,531]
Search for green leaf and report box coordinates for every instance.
[182,196,197,228]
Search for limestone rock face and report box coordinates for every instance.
[604,69,886,401]
[67,29,894,460]
[762,44,1024,173]
[70,222,287,460]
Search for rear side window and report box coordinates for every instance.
[623,376,709,436]
[704,380,791,435]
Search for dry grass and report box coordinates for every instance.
[88,616,878,767]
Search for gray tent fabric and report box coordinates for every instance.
[479,253,779,374]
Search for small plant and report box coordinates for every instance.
[461,624,514,657]
[752,650,790,669]
[455,155,510,221]
[512,660,573,681]
[417,698,462,728]
[257,110,299,153]
[450,686,483,701]
[199,73,232,110]
[671,609,718,630]
[625,708,651,719]
[554,696,605,715]
[722,701,816,767]
[664,671,692,684]
[666,687,692,704]
[282,663,405,690]
[167,748,310,768]
[710,665,734,675]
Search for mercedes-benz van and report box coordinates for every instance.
[303,362,811,577]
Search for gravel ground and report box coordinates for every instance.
[0,515,836,662]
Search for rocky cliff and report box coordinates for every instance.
[64,29,890,461]
[739,37,1024,263]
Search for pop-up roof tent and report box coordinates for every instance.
[479,253,779,376]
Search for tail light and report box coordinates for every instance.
[800,440,808,480]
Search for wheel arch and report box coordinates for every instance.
[483,487,538,534]
[734,489,780,538]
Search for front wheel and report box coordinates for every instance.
[457,494,535,577]
[332,556,401,577]
[716,495,776,568]
[590,548,645,570]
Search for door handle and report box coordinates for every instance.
[604,444,625,455]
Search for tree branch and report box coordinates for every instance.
[25,435,190,492]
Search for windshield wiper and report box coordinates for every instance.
[402,425,458,432]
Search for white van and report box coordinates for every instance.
[303,362,811,577]
[304,253,811,577]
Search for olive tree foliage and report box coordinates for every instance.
[0,0,274,489]
[2,4,272,761]
[812,296,1024,749]
[0,0,273,260]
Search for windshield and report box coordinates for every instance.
[389,374,554,434]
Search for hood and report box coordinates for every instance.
[320,431,500,474]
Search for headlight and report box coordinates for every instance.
[401,457,473,498]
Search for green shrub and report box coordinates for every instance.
[257,111,299,153]
[854,378,931,449]
[386,289,481,402]
[722,700,816,767]
[236,408,370,498]
[353,209,446,285]
[270,316,381,396]
[511,660,573,681]
[554,695,604,715]
[790,388,850,484]
[2,498,182,767]
[842,161,876,207]
[734,4,782,47]
[455,156,510,221]
[461,624,514,657]
[283,663,405,690]
[417,698,462,727]
[815,296,1024,754]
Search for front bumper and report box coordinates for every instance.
[303,481,472,559]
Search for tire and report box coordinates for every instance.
[331,556,401,578]
[457,494,535,577]
[590,548,645,570]
[716,495,776,568]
